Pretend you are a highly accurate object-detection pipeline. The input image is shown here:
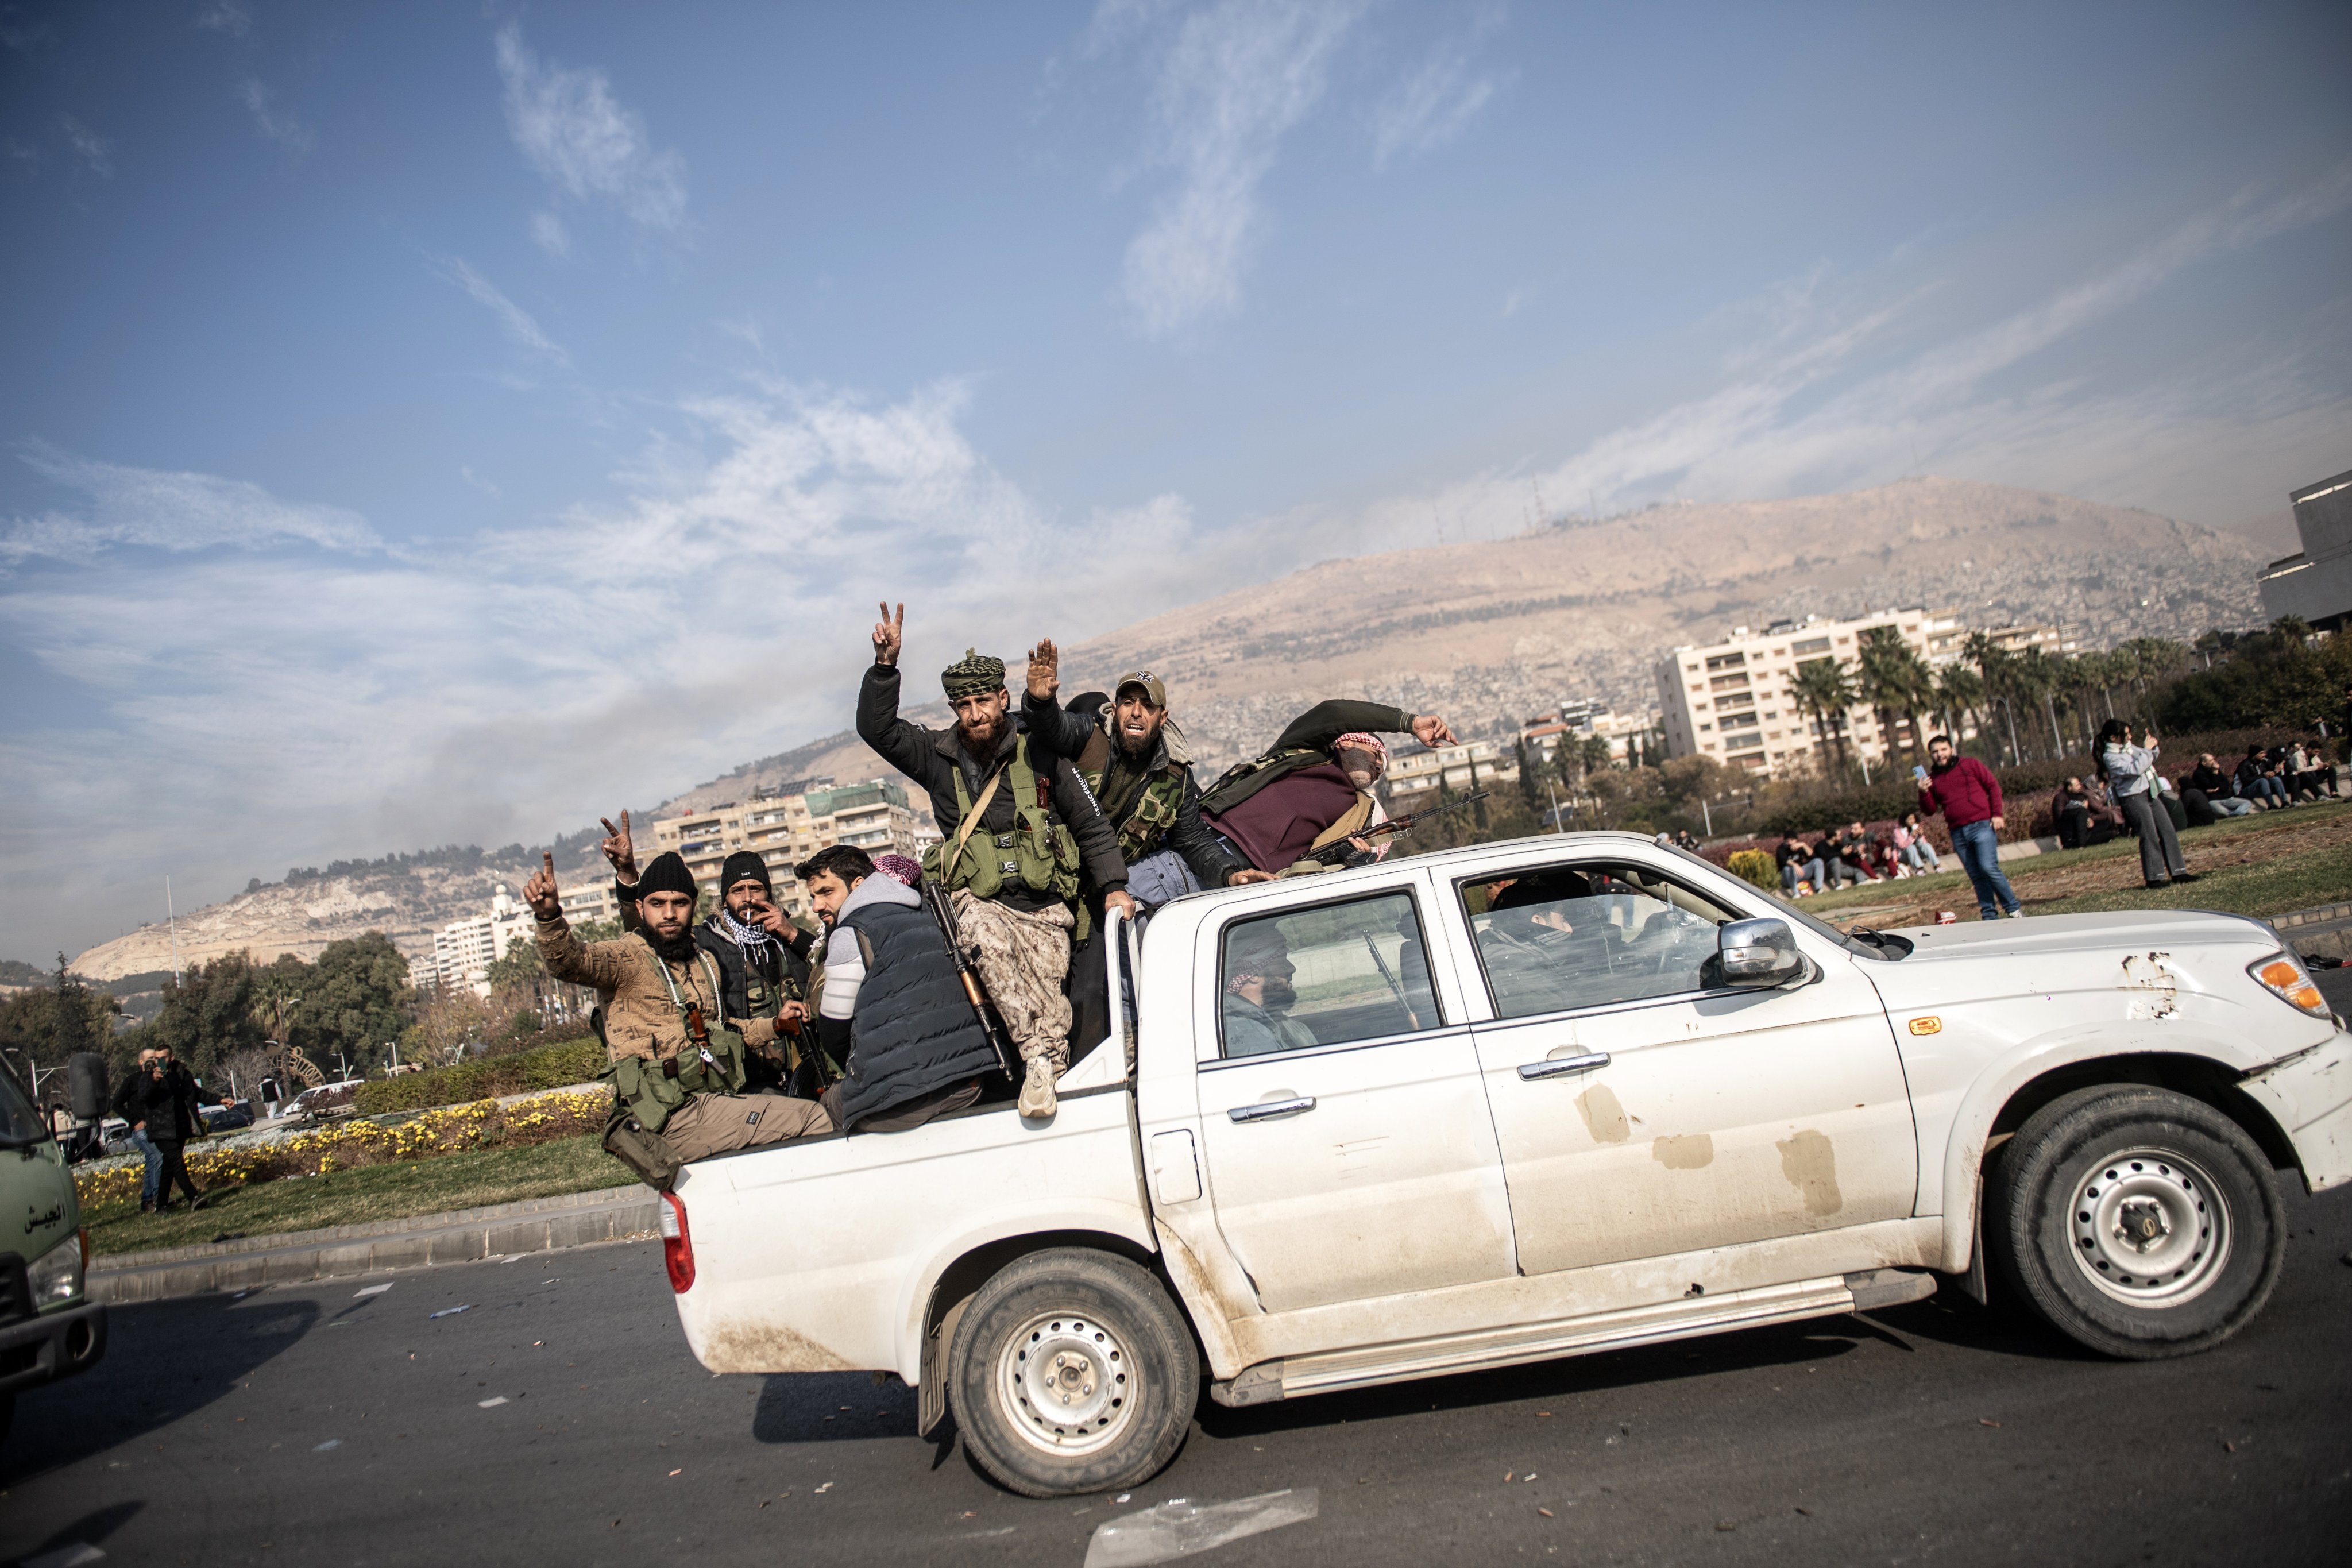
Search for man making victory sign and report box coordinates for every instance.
[855,602,1132,1119]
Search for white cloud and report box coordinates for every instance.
[424,254,569,363]
[495,24,688,231]
[0,383,1141,957]
[1107,0,1365,338]
[239,79,314,153]
[1370,21,1505,170]
[3,441,377,565]
[194,2,252,36]
[531,210,570,258]
[58,115,110,178]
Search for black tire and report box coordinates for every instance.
[948,1246,1199,1497]
[1987,1084,2284,1359]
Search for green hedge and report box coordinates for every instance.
[355,1038,607,1114]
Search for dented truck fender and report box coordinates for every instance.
[1929,1024,2303,1274]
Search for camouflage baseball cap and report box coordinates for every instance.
[941,648,1007,699]
[1114,670,1168,708]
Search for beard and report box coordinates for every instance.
[1117,723,1158,760]
[1260,978,1297,1010]
[643,924,698,963]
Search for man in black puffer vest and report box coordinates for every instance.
[800,844,1002,1134]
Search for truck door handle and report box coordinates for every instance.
[1519,1052,1611,1080]
[1229,1096,1316,1122]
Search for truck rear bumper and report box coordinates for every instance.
[0,1301,108,1396]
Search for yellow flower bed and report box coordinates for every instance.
[74,1087,612,1210]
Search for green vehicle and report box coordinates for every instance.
[0,1064,107,1448]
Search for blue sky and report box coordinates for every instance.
[3,0,2348,960]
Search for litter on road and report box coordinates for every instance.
[1083,1489,1319,1568]
[354,1283,392,1297]
[429,1305,472,1319]
[478,1397,508,1408]
[312,1440,341,1451]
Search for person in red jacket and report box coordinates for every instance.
[1917,734,2023,920]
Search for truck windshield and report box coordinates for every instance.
[0,1064,43,1146]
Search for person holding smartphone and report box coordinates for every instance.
[1916,736,2025,920]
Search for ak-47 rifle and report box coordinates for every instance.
[924,880,1021,1079]
[1304,789,1493,867]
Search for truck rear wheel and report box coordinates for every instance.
[948,1246,1199,1497]
[1987,1085,2284,1359]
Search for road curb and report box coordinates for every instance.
[89,1183,659,1305]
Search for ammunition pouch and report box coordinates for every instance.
[924,739,1083,906]
[601,1107,683,1191]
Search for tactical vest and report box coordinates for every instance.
[1077,726,1188,865]
[922,737,1083,905]
[603,944,749,1135]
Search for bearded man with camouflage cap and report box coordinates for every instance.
[855,603,1134,1118]
[1017,639,1245,905]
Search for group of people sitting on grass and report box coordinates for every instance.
[1774,814,1940,897]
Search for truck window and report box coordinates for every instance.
[1218,891,1442,1058]
[0,1062,41,1146]
[1461,863,1740,1019]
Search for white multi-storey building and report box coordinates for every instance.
[423,884,537,996]
[650,778,922,920]
[1655,609,1937,778]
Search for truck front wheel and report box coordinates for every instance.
[948,1246,1199,1497]
[1987,1085,2284,1359]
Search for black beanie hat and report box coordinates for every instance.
[719,850,772,894]
[634,851,698,903]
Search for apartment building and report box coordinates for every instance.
[649,778,921,918]
[422,884,536,996]
[1655,609,1934,778]
[1519,702,1660,768]
[1387,737,1519,805]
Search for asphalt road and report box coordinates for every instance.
[13,1064,2352,1564]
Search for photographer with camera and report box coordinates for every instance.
[113,1045,203,1211]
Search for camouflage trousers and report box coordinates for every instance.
[952,891,1076,1073]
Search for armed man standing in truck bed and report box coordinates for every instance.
[856,603,1134,1119]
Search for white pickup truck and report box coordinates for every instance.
[655,831,2352,1497]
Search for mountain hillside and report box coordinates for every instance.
[68,476,2262,980]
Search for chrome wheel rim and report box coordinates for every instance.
[998,1311,1135,1458]
[2067,1146,2230,1306]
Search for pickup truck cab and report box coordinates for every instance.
[1,1065,107,1450]
[661,831,2352,1497]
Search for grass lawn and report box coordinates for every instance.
[85,1132,627,1258]
[1785,803,2352,928]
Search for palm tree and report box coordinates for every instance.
[1789,656,1859,774]
[1933,662,1985,748]
[1856,626,1936,764]
[1963,632,2025,763]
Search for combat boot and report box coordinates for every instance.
[1017,1055,1057,1119]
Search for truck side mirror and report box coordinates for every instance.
[1719,917,1803,987]
[68,1051,108,1123]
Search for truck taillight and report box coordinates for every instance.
[659,1192,695,1293]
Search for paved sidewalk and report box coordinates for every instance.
[91,1181,658,1305]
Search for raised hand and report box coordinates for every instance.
[747,895,790,936]
[872,601,905,667]
[523,852,562,918]
[1026,638,1061,703]
[598,810,637,879]
[1411,713,1458,748]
